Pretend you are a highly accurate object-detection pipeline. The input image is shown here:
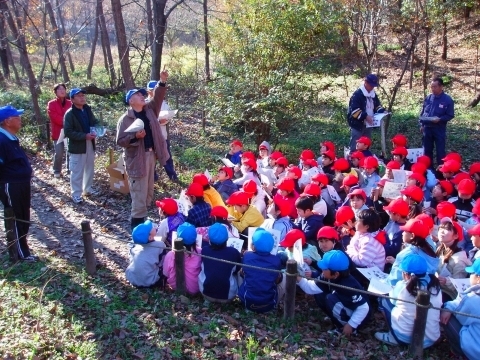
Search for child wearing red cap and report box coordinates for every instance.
[226,139,243,165]
[335,206,356,248]
[193,173,226,209]
[401,185,424,219]
[212,166,237,202]
[274,178,299,220]
[312,173,342,210]
[155,198,186,247]
[227,191,264,235]
[469,162,480,199]
[315,227,355,273]
[361,156,381,196]
[348,189,369,217]
[299,158,320,189]
[383,199,409,273]
[242,179,267,217]
[320,150,336,176]
[425,180,453,216]
[448,178,476,223]
[391,146,412,171]
[286,166,302,193]
[277,229,320,273]
[466,199,480,229]
[356,136,373,157]
[301,184,328,220]
[233,157,262,187]
[467,224,480,262]
[262,197,293,242]
[185,183,213,228]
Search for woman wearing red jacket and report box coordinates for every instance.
[47,83,72,178]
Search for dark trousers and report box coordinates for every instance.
[423,126,446,168]
[0,182,31,258]
[163,140,177,180]
[441,315,465,357]
[314,292,364,329]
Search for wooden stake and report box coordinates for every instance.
[4,207,18,262]
[108,148,114,165]
[174,239,186,295]
[81,220,97,275]
[283,259,297,320]
[409,290,430,358]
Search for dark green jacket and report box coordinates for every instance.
[63,105,98,154]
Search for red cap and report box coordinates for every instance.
[155,198,178,216]
[321,150,336,161]
[317,226,340,241]
[280,229,306,247]
[300,149,315,161]
[186,183,204,197]
[469,162,480,176]
[468,224,480,236]
[363,156,379,169]
[241,151,256,161]
[277,178,295,192]
[411,162,427,174]
[417,155,431,168]
[210,206,228,219]
[311,173,329,186]
[401,185,424,203]
[287,166,302,179]
[391,146,408,157]
[332,158,350,172]
[451,172,471,185]
[356,136,372,147]
[391,134,407,147]
[458,179,476,196]
[399,219,430,239]
[437,201,456,219]
[321,141,336,152]
[259,144,268,150]
[269,151,283,160]
[335,206,355,226]
[415,213,434,230]
[350,151,365,160]
[301,183,321,197]
[438,180,454,195]
[442,152,462,163]
[231,139,243,147]
[276,156,289,167]
[440,160,461,173]
[409,173,426,187]
[242,179,257,195]
[243,158,257,171]
[304,158,318,168]
[440,217,464,241]
[342,175,359,188]
[193,173,209,186]
[227,191,250,206]
[219,166,233,179]
[378,179,389,187]
[348,188,367,200]
[386,161,401,170]
[273,196,291,217]
[473,200,480,216]
[383,198,409,217]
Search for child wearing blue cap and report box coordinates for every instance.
[441,258,480,359]
[163,222,202,294]
[238,228,283,313]
[297,250,370,336]
[375,254,441,347]
[198,223,241,303]
[125,220,166,287]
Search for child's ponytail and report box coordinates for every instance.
[405,273,441,297]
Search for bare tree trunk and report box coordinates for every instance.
[45,0,69,82]
[151,0,167,80]
[97,0,116,86]
[6,42,19,83]
[0,14,9,78]
[111,0,134,88]
[441,0,447,60]
[409,46,414,89]
[87,18,99,80]
[38,8,48,82]
[0,0,43,128]
[55,0,74,72]
[423,27,430,96]
[145,0,154,45]
[203,0,210,81]
[464,5,473,19]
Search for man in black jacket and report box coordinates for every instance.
[347,74,385,152]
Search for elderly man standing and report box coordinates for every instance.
[64,88,99,204]
[117,70,170,231]
[347,74,385,152]
[0,105,38,261]
[419,77,455,168]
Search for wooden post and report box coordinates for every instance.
[283,259,297,320]
[409,290,430,358]
[4,207,18,262]
[108,148,114,165]
[81,220,97,275]
[174,238,186,295]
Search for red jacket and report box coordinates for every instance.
[47,97,72,140]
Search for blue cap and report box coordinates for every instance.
[399,254,428,275]
[146,81,158,90]
[208,223,228,245]
[125,88,147,104]
[69,88,86,98]
[318,250,349,271]
[252,228,274,253]
[177,222,197,245]
[465,258,480,275]
[0,105,24,122]
[365,74,379,87]
[132,220,153,244]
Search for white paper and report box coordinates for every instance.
[406,148,424,164]
[450,278,471,299]
[124,119,144,133]
[196,234,203,249]
[368,276,393,295]
[392,170,407,184]
[292,239,304,267]
[221,158,236,168]
[226,238,244,253]
[366,113,389,128]
[158,109,178,120]
[439,264,452,278]
[423,201,431,209]
[176,190,191,216]
[204,169,212,182]
[56,129,65,144]
[357,266,388,281]
[382,182,405,199]
[343,146,350,159]
[247,227,281,255]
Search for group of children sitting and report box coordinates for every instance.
[125,137,480,359]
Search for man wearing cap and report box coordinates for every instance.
[146,81,178,182]
[117,71,170,231]
[347,74,385,152]
[419,77,455,168]
[0,105,37,261]
[64,88,100,204]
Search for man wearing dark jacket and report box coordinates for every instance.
[64,89,99,204]
[347,74,385,151]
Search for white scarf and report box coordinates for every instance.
[360,84,376,116]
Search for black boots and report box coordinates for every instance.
[131,217,145,232]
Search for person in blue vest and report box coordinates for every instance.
[419,77,454,168]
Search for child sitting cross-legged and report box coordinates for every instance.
[155,198,185,247]
[375,254,441,347]
[277,229,320,271]
[192,173,226,208]
[125,220,166,288]
[212,166,237,202]
[185,183,213,228]
[198,223,242,303]
[227,191,264,237]
[297,250,370,337]
[314,226,356,273]
[262,197,293,242]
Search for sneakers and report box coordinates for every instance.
[82,189,100,196]
[375,331,399,345]
[53,173,61,178]
[20,255,39,262]
[72,195,83,204]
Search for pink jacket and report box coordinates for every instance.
[346,232,386,270]
[163,247,202,294]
